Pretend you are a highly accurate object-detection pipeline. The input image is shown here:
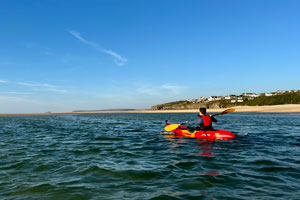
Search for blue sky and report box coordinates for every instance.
[1,0,300,113]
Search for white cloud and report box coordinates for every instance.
[69,30,95,46]
[0,91,32,95]
[0,95,31,102]
[17,82,69,94]
[0,80,7,83]
[161,84,184,94]
[69,30,128,66]
[136,85,160,96]
[136,84,185,96]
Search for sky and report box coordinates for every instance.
[1,0,300,113]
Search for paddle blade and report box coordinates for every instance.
[212,108,236,117]
[220,108,235,115]
[165,124,180,132]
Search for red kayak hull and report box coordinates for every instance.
[165,124,235,140]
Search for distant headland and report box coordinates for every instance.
[1,90,300,116]
[151,90,300,110]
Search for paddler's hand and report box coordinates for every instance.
[185,121,189,124]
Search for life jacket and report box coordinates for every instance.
[201,115,212,130]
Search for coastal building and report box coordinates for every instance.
[208,96,222,101]
[276,90,285,94]
[189,98,198,102]
[225,95,236,100]
[265,93,274,96]
[198,96,207,102]
[242,93,259,97]
[187,96,207,103]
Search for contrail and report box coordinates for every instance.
[69,30,128,66]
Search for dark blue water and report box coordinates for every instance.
[0,113,299,199]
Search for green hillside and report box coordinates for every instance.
[241,91,300,106]
[151,91,300,110]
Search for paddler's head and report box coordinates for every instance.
[199,107,206,115]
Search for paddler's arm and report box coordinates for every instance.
[210,115,218,122]
[185,118,202,124]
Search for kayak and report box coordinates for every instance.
[165,123,235,140]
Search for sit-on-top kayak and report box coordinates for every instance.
[165,123,235,140]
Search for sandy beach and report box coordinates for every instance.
[1,104,300,116]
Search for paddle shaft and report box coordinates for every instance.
[211,108,235,117]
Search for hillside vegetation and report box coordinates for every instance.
[151,91,300,110]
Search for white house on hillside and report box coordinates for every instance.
[198,96,207,102]
[225,95,236,100]
[208,96,216,101]
[242,93,259,97]
[208,96,222,101]
[276,90,285,94]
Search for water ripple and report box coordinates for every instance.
[0,113,300,199]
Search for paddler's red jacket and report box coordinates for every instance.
[187,114,217,130]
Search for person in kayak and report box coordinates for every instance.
[185,107,217,131]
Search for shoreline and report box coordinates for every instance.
[1,104,300,116]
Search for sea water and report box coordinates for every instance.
[0,113,299,199]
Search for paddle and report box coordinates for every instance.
[165,124,181,131]
[164,108,235,132]
[211,108,236,117]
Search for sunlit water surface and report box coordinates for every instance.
[0,113,299,199]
